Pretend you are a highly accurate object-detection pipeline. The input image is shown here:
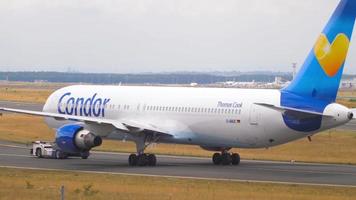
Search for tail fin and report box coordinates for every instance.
[282,0,356,103]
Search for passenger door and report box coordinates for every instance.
[249,104,259,125]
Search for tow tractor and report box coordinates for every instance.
[30,141,90,159]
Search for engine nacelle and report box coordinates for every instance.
[55,124,102,153]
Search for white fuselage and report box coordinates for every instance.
[42,85,350,149]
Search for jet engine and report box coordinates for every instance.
[55,124,102,154]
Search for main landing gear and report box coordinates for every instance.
[128,134,158,167]
[212,151,240,166]
[128,153,156,166]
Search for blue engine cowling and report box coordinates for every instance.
[55,124,102,154]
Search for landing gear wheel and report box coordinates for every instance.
[147,154,157,166]
[231,153,240,165]
[137,154,148,166]
[128,154,138,166]
[55,150,67,159]
[212,153,222,165]
[36,148,42,158]
[128,153,157,167]
[55,150,61,159]
[81,152,90,159]
[221,153,232,165]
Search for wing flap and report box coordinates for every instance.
[122,119,168,134]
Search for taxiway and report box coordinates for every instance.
[0,141,356,187]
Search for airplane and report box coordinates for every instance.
[1,0,355,166]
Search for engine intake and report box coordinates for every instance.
[75,129,102,150]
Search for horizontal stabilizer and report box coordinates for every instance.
[254,103,333,117]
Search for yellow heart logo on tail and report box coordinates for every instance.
[314,33,350,77]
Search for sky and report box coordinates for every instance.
[0,0,355,74]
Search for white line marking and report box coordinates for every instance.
[1,152,355,176]
[0,165,355,188]
[239,166,356,176]
[0,100,42,106]
[0,144,28,149]
[0,153,32,158]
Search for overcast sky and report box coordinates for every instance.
[0,0,355,74]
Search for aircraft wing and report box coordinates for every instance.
[0,107,173,136]
[120,119,168,134]
[254,103,333,117]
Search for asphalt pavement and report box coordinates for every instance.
[0,141,356,187]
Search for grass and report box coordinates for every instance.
[0,115,54,143]
[0,87,52,103]
[0,167,355,200]
[1,114,356,164]
[0,81,69,103]
[337,90,356,108]
[1,82,356,106]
